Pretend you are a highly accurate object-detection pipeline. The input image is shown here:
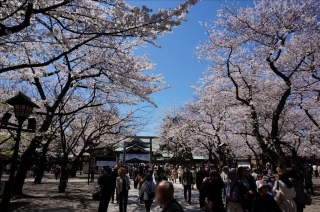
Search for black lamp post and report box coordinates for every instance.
[1,92,39,212]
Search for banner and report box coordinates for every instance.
[119,154,150,161]
[96,161,116,167]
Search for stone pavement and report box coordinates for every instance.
[1,173,319,211]
[8,178,200,211]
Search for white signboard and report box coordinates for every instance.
[237,162,251,168]
[96,161,116,167]
[120,154,150,161]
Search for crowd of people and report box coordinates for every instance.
[94,162,317,212]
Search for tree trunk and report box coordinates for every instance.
[208,152,213,163]
[13,138,39,195]
[273,141,287,169]
[58,154,69,193]
[34,154,47,184]
[69,159,79,177]
[290,148,303,173]
[34,140,51,184]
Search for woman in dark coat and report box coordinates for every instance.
[287,168,306,212]
[201,170,224,212]
[252,180,282,212]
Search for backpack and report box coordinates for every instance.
[92,187,101,201]
[146,182,155,199]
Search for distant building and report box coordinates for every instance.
[115,136,159,164]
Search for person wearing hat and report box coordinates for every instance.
[223,169,249,212]
[252,180,282,212]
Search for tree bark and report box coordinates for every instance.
[58,153,69,193]
[34,153,47,184]
[12,138,39,195]
[69,157,80,177]
[34,140,52,184]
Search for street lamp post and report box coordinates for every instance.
[1,92,39,212]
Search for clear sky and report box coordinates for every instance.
[127,0,253,135]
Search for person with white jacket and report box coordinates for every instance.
[139,174,156,212]
[273,173,297,212]
[178,166,183,184]
[116,168,131,212]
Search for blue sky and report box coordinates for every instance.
[127,0,253,135]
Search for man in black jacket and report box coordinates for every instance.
[98,167,113,212]
[182,167,193,204]
[110,167,118,204]
[196,165,206,211]
[156,181,184,212]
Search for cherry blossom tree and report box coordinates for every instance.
[195,0,320,168]
[0,0,199,195]
[159,0,320,170]
[0,0,197,73]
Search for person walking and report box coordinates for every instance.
[110,167,118,204]
[223,169,249,212]
[116,167,131,212]
[156,181,184,212]
[221,166,229,181]
[54,165,61,180]
[252,180,282,212]
[5,163,11,175]
[182,166,193,204]
[251,168,258,181]
[135,169,145,190]
[201,170,224,212]
[191,167,196,189]
[139,174,156,212]
[157,170,168,185]
[303,169,314,196]
[178,166,183,184]
[314,165,319,178]
[273,173,297,212]
[98,167,112,212]
[90,164,96,183]
[312,164,317,176]
[172,168,178,184]
[287,169,306,212]
[196,165,207,211]
[237,167,256,211]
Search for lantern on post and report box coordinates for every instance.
[1,92,39,212]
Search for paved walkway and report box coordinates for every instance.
[8,178,200,211]
[1,174,319,211]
